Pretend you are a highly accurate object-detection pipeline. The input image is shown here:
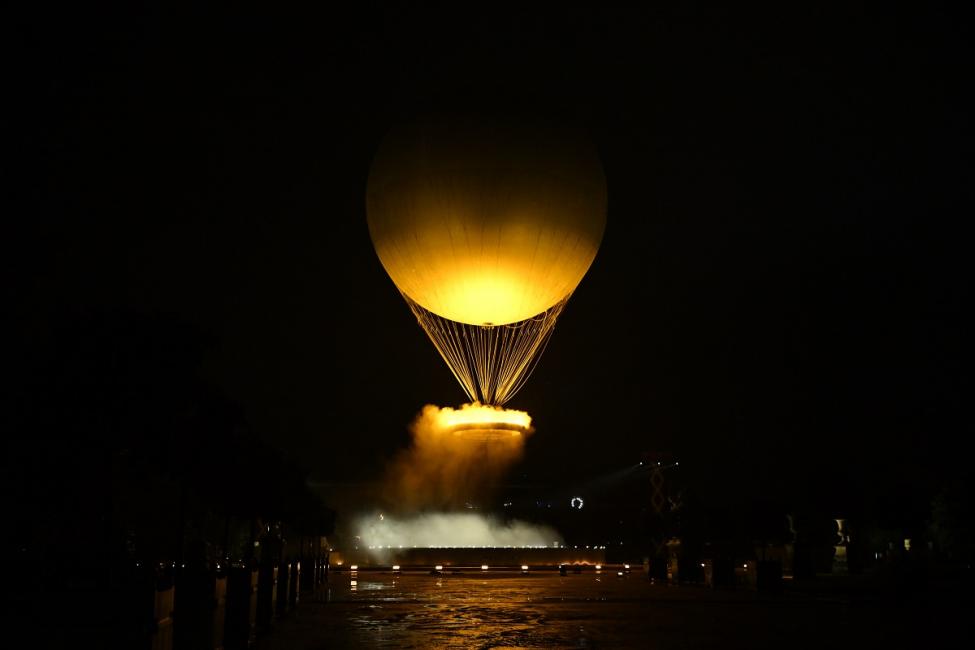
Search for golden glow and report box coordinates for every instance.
[418,271,537,328]
[384,404,531,511]
[367,120,606,326]
[405,295,566,405]
[436,402,532,438]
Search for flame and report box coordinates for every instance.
[435,402,533,437]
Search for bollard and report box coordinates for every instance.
[300,558,315,595]
[288,561,300,609]
[255,564,278,633]
[212,575,226,650]
[275,559,291,617]
[756,560,783,593]
[247,569,258,641]
[223,567,257,650]
[113,562,156,650]
[710,557,736,588]
[151,582,175,650]
[648,557,668,583]
[173,566,215,650]
[679,557,705,585]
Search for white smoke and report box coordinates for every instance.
[356,512,561,548]
[382,403,528,511]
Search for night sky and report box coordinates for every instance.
[9,4,971,516]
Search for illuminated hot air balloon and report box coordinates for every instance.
[366,118,606,405]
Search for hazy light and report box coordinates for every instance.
[595,564,602,570]
[435,565,444,571]
[356,512,561,550]
[392,565,400,571]
[350,565,358,571]
[481,565,489,570]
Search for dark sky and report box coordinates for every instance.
[9,3,971,511]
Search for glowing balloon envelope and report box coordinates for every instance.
[367,118,606,405]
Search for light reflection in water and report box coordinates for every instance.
[323,572,661,647]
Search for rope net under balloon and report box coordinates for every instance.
[403,293,570,406]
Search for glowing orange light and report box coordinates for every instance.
[436,402,532,439]
[367,121,606,326]
[366,121,606,405]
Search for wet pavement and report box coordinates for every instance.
[255,570,968,649]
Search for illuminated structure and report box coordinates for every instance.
[367,118,606,405]
[436,402,532,440]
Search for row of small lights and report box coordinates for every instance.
[347,563,633,572]
[362,545,609,550]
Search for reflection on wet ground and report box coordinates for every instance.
[255,571,966,649]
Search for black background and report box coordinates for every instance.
[7,2,971,522]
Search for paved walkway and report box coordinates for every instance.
[255,571,971,649]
